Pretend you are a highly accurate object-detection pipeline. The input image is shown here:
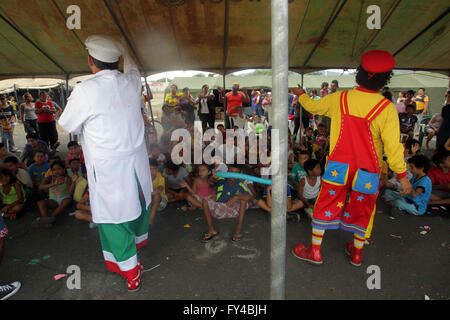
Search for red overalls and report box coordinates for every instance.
[312,91,391,237]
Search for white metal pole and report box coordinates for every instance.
[270,0,289,300]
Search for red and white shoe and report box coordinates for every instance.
[124,266,142,292]
[345,241,363,267]
[292,243,323,265]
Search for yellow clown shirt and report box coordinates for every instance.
[299,87,407,178]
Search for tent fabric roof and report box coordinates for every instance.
[0,0,449,80]
[169,72,449,91]
[0,78,64,94]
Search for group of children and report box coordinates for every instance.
[146,119,332,242]
[0,114,447,242]
[0,138,92,229]
[146,111,448,243]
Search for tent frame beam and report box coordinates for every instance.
[301,0,347,69]
[0,11,68,76]
[103,0,146,74]
[1,67,449,81]
[394,8,450,57]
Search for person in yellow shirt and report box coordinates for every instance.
[415,88,429,124]
[292,50,412,267]
[164,84,183,112]
[149,158,167,226]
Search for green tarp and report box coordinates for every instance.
[167,72,449,114]
[0,0,449,79]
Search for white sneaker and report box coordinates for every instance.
[0,281,21,300]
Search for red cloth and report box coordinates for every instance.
[428,167,450,192]
[361,50,395,73]
[35,101,55,123]
[226,92,244,115]
[312,91,391,237]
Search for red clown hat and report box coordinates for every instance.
[361,50,395,74]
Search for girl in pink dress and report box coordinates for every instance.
[181,164,216,211]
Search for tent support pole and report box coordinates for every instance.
[65,74,73,142]
[13,84,18,106]
[299,70,304,137]
[144,76,156,139]
[223,72,228,129]
[270,0,288,300]
[60,83,65,109]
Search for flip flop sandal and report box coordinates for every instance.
[201,232,219,242]
[231,233,243,242]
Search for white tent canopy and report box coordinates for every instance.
[0,78,66,94]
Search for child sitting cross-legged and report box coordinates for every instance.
[289,150,310,190]
[33,160,76,228]
[296,159,322,219]
[163,160,189,203]
[201,164,252,242]
[428,151,450,206]
[149,158,168,226]
[0,168,25,220]
[74,186,96,229]
[383,155,432,216]
[181,164,216,211]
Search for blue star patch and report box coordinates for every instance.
[357,195,364,202]
[343,212,351,218]
[352,169,379,195]
[329,190,336,196]
[325,211,333,218]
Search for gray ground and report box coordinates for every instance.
[0,123,449,300]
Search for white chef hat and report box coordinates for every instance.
[85,35,122,63]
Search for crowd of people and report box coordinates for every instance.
[140,81,449,243]
[0,82,448,233]
[0,76,448,298]
[0,92,62,156]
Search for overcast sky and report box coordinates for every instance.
[145,69,359,81]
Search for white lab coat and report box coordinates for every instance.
[58,54,152,224]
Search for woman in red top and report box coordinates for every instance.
[35,91,59,152]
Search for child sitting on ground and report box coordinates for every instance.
[313,123,329,161]
[399,104,418,141]
[28,151,50,188]
[181,164,216,211]
[289,150,310,189]
[384,155,432,216]
[163,160,190,203]
[3,156,33,190]
[0,168,24,220]
[201,164,252,242]
[428,151,450,206]
[149,143,167,172]
[33,160,76,228]
[256,184,304,222]
[74,186,96,229]
[20,132,50,166]
[65,141,84,167]
[296,159,322,218]
[211,155,228,181]
[300,127,314,153]
[67,158,82,177]
[149,158,168,226]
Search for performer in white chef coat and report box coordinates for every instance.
[59,35,152,292]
